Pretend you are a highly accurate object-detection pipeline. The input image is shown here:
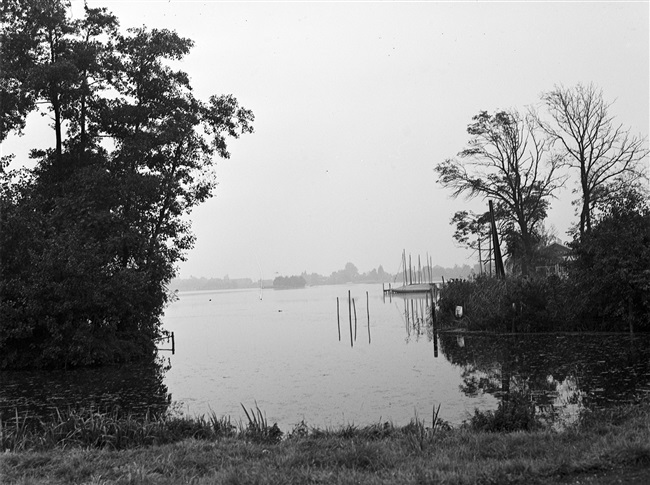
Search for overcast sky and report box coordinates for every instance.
[2,1,648,280]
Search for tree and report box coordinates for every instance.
[537,83,649,236]
[450,210,491,273]
[0,2,254,368]
[568,187,650,332]
[435,110,565,275]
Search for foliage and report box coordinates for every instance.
[0,406,238,452]
[566,187,650,332]
[450,210,492,272]
[468,392,541,432]
[437,185,649,333]
[537,82,649,236]
[240,403,284,444]
[0,2,254,368]
[436,110,565,275]
[2,400,650,485]
[437,274,571,332]
[272,275,307,289]
[401,404,449,452]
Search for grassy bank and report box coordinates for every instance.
[1,400,650,484]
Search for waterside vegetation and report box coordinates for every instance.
[436,187,650,334]
[1,399,649,484]
[0,1,253,369]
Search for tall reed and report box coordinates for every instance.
[0,406,237,452]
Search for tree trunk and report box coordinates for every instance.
[580,166,590,236]
[52,91,63,171]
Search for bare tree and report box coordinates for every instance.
[435,110,565,275]
[537,83,649,236]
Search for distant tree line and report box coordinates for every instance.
[273,275,306,289]
[0,1,253,369]
[171,262,479,292]
[171,277,261,292]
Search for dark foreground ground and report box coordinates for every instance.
[1,400,649,484]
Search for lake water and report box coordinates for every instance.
[1,284,649,430]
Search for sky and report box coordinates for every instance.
[2,0,649,280]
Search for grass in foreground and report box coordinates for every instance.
[1,400,649,484]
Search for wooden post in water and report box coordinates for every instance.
[353,298,358,341]
[366,291,370,321]
[337,297,341,341]
[366,291,371,344]
[433,327,438,358]
[348,291,353,347]
[430,287,438,358]
[171,331,175,355]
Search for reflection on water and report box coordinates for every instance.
[0,285,649,429]
[386,292,436,344]
[0,357,172,420]
[437,332,650,426]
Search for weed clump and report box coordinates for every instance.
[0,407,236,452]
[240,403,283,444]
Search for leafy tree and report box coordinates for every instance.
[436,110,565,275]
[537,83,649,236]
[567,187,650,332]
[450,210,491,273]
[343,262,359,280]
[0,1,254,368]
[273,275,307,289]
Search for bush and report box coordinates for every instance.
[567,189,650,332]
[468,392,540,432]
[437,274,572,332]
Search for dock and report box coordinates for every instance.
[385,283,438,294]
[382,282,443,300]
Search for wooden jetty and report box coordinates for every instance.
[384,282,438,294]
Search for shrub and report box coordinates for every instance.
[437,274,573,332]
[468,392,540,432]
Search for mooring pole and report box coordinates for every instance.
[366,291,371,344]
[171,331,175,355]
[366,291,370,322]
[433,328,438,358]
[337,297,341,341]
[348,290,353,347]
[353,298,358,341]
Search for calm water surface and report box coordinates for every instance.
[1,284,649,430]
